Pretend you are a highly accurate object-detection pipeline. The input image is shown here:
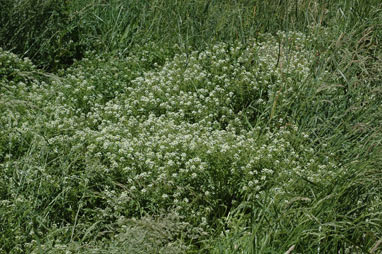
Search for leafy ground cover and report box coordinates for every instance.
[1,1,382,253]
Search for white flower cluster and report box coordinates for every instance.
[0,32,339,240]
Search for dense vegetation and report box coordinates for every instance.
[1,0,381,253]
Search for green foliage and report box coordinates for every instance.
[0,48,37,83]
[1,1,382,253]
[0,0,84,71]
[2,0,381,71]
[206,157,382,253]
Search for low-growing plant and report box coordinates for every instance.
[1,1,382,251]
[0,31,349,253]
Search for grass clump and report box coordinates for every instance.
[206,157,382,253]
[0,0,84,71]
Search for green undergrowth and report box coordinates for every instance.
[1,1,382,253]
[1,0,381,71]
[1,28,382,253]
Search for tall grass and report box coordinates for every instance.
[2,0,381,70]
[1,0,381,253]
